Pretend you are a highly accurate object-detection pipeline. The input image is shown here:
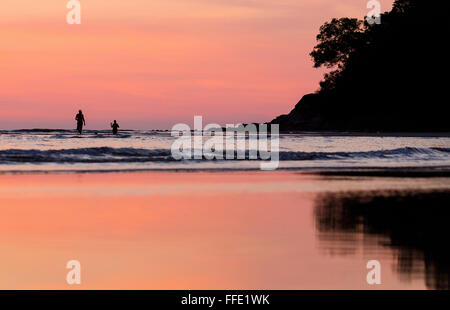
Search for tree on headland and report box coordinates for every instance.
[310,18,364,70]
[272,0,449,131]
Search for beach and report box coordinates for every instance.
[2,0,449,299]
[1,170,449,289]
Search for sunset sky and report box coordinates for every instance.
[0,0,394,129]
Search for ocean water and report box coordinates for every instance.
[0,129,450,172]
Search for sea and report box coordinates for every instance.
[0,129,449,173]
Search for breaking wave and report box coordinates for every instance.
[0,147,448,164]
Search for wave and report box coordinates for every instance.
[0,130,163,139]
[48,134,132,139]
[279,147,450,160]
[0,147,174,163]
[0,129,74,134]
[0,129,161,134]
[0,147,449,164]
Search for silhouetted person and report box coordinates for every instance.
[75,110,86,134]
[111,120,120,135]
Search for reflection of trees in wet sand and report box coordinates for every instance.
[314,190,450,289]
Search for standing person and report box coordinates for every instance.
[75,110,86,134]
[111,120,120,135]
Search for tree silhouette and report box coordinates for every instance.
[310,18,364,70]
[272,0,449,131]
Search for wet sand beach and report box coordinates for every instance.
[0,171,449,289]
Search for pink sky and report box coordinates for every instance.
[0,0,394,129]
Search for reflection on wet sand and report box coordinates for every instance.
[315,190,450,289]
[1,172,448,289]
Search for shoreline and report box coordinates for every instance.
[1,166,450,176]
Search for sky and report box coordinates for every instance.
[0,0,394,129]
